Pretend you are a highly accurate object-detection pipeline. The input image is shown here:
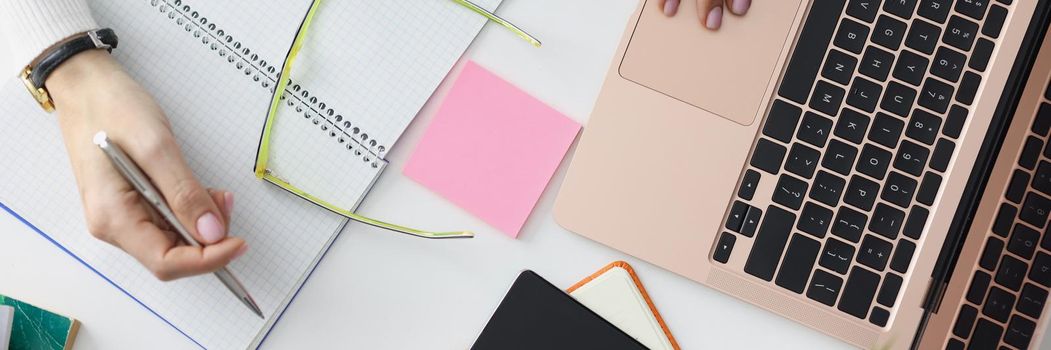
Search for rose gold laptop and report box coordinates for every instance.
[555,0,1051,348]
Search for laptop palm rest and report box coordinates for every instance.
[618,0,805,126]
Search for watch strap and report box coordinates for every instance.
[29,28,119,89]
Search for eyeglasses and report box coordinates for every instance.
[253,0,539,239]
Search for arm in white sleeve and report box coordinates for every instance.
[0,0,98,76]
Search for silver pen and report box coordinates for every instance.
[92,131,264,319]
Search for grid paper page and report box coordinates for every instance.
[265,0,502,210]
[0,0,352,349]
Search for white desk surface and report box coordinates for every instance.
[1,1,1047,349]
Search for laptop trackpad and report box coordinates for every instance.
[619,0,805,126]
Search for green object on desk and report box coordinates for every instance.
[0,295,78,350]
[450,0,542,47]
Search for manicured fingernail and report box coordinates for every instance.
[196,212,225,244]
[732,0,751,15]
[224,192,234,215]
[706,6,723,30]
[233,244,248,260]
[663,0,679,16]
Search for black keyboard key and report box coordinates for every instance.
[1019,192,1051,228]
[943,15,978,51]
[714,232,736,263]
[1017,283,1048,319]
[905,19,941,54]
[820,238,856,274]
[739,169,761,200]
[1004,315,1035,350]
[836,108,871,144]
[858,234,893,270]
[983,286,1015,322]
[870,203,905,239]
[967,271,991,304]
[798,112,835,147]
[785,143,822,179]
[1008,223,1039,260]
[775,234,821,293]
[891,239,916,273]
[823,139,859,175]
[838,267,881,319]
[956,71,980,105]
[1030,252,1051,287]
[893,50,929,86]
[847,0,882,23]
[872,15,907,50]
[983,5,1007,38]
[726,200,749,232]
[883,0,918,19]
[882,172,918,207]
[992,203,1016,238]
[907,109,943,145]
[916,172,942,205]
[894,140,930,176]
[823,50,859,85]
[798,202,833,238]
[877,273,903,307]
[810,170,847,207]
[834,19,870,54]
[846,175,880,210]
[764,100,803,142]
[955,0,989,20]
[1005,169,1029,203]
[869,113,904,148]
[930,138,955,172]
[810,81,846,117]
[847,77,883,112]
[858,144,893,180]
[1034,103,1051,136]
[807,270,844,307]
[751,138,787,174]
[741,206,763,237]
[918,0,952,23]
[969,38,993,72]
[953,305,978,338]
[943,105,967,139]
[881,81,917,117]
[919,78,954,114]
[932,46,967,82]
[995,255,1027,291]
[778,0,847,104]
[869,306,889,327]
[903,205,929,239]
[773,174,809,210]
[1035,161,1051,196]
[979,237,1004,271]
[970,319,1003,350]
[833,207,867,242]
[859,46,895,81]
[745,206,796,281]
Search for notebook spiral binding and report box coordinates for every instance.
[150,0,387,168]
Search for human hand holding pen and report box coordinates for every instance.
[48,49,247,281]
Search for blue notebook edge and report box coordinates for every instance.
[0,199,349,349]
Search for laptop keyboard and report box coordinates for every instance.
[714,0,1012,329]
[943,84,1051,350]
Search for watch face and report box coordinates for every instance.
[20,70,54,112]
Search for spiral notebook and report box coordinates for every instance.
[0,0,498,349]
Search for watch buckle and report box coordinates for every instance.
[88,30,112,50]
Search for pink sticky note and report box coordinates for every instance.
[404,61,581,238]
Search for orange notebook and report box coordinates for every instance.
[567,261,680,350]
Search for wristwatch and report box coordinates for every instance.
[20,28,119,112]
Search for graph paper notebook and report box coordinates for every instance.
[0,0,499,349]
